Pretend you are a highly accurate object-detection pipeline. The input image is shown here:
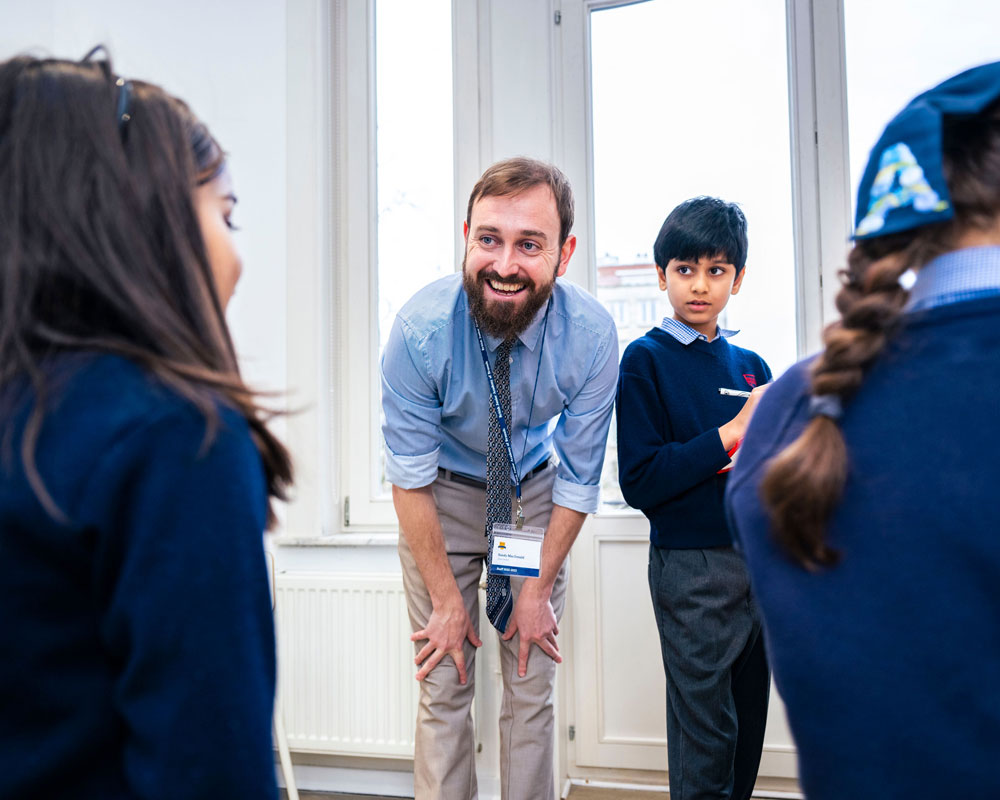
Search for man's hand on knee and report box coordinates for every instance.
[412,593,482,684]
[502,580,562,677]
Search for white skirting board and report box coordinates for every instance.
[562,779,804,799]
[277,764,414,797]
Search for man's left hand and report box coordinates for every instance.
[501,580,562,677]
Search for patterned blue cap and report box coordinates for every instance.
[854,60,1000,240]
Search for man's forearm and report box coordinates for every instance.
[392,484,461,606]
[525,503,587,597]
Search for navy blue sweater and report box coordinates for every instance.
[0,354,277,799]
[616,327,771,548]
[726,295,1000,798]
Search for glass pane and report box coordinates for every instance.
[376,0,454,495]
[590,0,795,510]
[844,0,1000,215]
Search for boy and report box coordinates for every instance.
[616,197,771,800]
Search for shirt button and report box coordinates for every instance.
[508,356,514,365]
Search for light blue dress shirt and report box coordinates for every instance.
[905,245,1000,312]
[381,273,619,514]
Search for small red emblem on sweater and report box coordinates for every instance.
[743,374,757,388]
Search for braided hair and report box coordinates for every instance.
[761,96,1000,570]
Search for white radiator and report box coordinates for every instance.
[274,572,418,757]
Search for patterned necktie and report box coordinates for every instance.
[485,338,515,632]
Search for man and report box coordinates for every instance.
[381,157,618,800]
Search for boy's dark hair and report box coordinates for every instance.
[652,196,748,273]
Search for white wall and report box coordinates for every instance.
[0,0,288,396]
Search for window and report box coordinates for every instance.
[637,298,657,327]
[607,299,628,327]
[375,0,455,497]
[314,0,990,536]
[844,0,1000,216]
[584,0,796,508]
[335,0,460,530]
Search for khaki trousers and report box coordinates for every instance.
[398,464,568,800]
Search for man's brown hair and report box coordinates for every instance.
[466,157,574,247]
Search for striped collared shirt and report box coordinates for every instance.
[906,245,1000,312]
[660,317,739,345]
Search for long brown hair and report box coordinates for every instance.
[0,50,292,525]
[761,96,1000,569]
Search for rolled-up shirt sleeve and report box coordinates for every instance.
[551,320,619,514]
[380,314,443,489]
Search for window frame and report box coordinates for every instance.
[555,0,852,516]
[284,0,855,539]
[318,0,484,534]
[556,0,851,358]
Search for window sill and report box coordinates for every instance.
[272,531,400,547]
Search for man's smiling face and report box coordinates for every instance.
[462,183,575,340]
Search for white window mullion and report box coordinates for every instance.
[453,0,490,261]
[787,0,852,357]
[338,0,388,530]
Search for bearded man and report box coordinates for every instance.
[381,157,619,800]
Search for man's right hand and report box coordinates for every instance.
[411,594,482,684]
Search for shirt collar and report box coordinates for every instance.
[660,317,739,345]
[479,296,552,353]
[905,245,1000,312]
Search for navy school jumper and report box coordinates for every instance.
[726,295,1000,799]
[0,353,278,800]
[616,326,771,545]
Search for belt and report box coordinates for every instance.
[437,458,550,491]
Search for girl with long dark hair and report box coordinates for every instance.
[0,51,292,798]
[726,62,1000,798]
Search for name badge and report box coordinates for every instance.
[489,523,544,577]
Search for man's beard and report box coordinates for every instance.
[463,260,555,341]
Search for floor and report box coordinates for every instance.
[288,789,668,800]
[566,789,669,799]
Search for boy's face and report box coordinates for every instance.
[657,254,745,339]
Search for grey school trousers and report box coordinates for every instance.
[398,463,568,800]
[648,545,769,800]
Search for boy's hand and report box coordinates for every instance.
[719,384,770,451]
